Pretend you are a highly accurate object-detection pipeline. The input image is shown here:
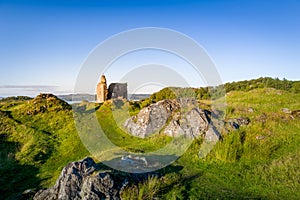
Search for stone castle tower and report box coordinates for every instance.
[96,75,108,103]
[96,75,127,103]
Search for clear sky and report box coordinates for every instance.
[0,0,299,96]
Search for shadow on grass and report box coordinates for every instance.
[0,137,40,200]
[95,154,184,183]
[95,154,268,199]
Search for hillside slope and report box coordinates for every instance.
[0,94,89,199]
[0,88,300,199]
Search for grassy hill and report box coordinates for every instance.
[0,86,300,199]
[0,94,89,199]
[138,77,300,108]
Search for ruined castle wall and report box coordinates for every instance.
[107,83,127,100]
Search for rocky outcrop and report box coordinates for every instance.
[124,99,181,138]
[34,157,124,200]
[36,93,59,100]
[226,117,250,129]
[164,107,210,138]
[124,99,215,139]
[26,93,71,115]
[124,99,250,142]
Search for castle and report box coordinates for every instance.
[96,75,128,103]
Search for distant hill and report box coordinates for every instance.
[223,77,300,93]
[58,93,150,102]
[128,93,150,101]
[0,96,32,101]
[138,77,300,108]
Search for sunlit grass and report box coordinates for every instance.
[1,88,300,199]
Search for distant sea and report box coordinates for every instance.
[59,94,150,104]
[65,100,89,104]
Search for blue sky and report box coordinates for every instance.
[0,0,299,96]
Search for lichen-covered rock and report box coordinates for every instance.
[164,108,209,138]
[124,98,213,139]
[204,126,221,142]
[124,99,180,138]
[80,172,120,200]
[34,157,123,200]
[124,99,250,142]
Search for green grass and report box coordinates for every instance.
[0,96,89,199]
[95,101,173,153]
[155,88,300,199]
[119,88,300,199]
[0,88,300,199]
